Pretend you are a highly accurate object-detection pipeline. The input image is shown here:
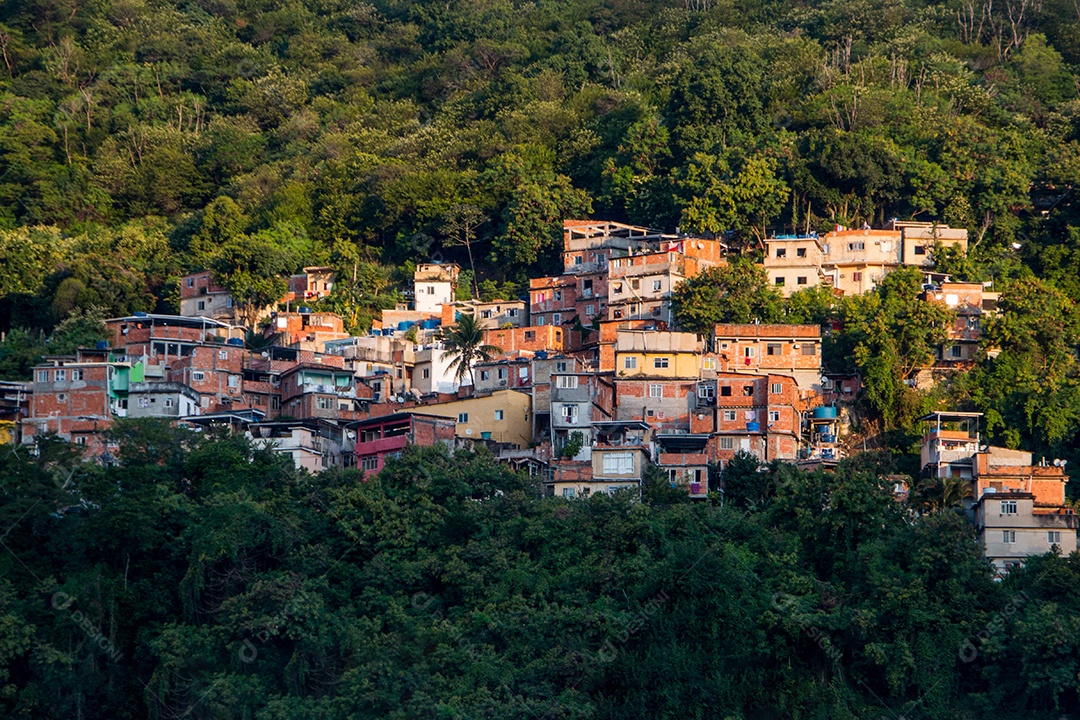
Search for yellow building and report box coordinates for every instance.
[615,330,701,378]
[422,389,533,447]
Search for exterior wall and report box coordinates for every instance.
[288,267,335,300]
[446,300,527,329]
[179,271,239,321]
[613,378,696,433]
[268,312,350,352]
[976,495,1078,573]
[127,382,200,418]
[422,389,533,447]
[712,324,822,392]
[657,452,709,498]
[413,263,460,314]
[474,359,531,395]
[529,276,578,329]
[353,413,457,478]
[590,445,649,488]
[413,346,461,395]
[484,326,563,355]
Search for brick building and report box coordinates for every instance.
[712,324,823,392]
[350,411,457,477]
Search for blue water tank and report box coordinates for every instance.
[227,337,245,346]
[398,321,411,331]
[813,406,838,419]
[535,350,548,360]
[746,421,761,432]
[95,340,109,350]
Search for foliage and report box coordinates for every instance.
[439,314,502,388]
[1,429,1077,718]
[671,258,784,337]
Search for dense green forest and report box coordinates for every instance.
[1,425,1079,719]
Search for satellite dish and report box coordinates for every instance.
[1054,459,1062,466]
[395,395,404,403]
[820,376,829,385]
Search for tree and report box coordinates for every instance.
[440,314,502,388]
[671,259,784,339]
[210,232,294,327]
[442,204,486,299]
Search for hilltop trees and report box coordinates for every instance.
[671,259,784,337]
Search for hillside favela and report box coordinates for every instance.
[1,0,1080,718]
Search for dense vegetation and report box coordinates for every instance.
[1,426,1078,719]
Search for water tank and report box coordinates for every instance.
[398,321,411,331]
[95,340,109,350]
[746,421,760,432]
[481,431,492,440]
[812,406,838,419]
[299,306,312,314]
[226,337,245,346]
[821,433,836,443]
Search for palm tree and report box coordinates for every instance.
[440,314,502,389]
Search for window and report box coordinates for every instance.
[698,384,715,399]
[562,488,576,498]
[553,291,561,301]
[776,248,787,258]
[560,404,578,422]
[192,371,205,381]
[720,386,732,397]
[422,368,431,379]
[317,396,333,409]
[457,413,469,423]
[650,384,663,398]
[1002,530,1016,544]
[613,309,623,319]
[848,241,865,251]
[1049,531,1062,544]
[766,343,782,356]
[770,383,783,394]
[74,436,86,445]
[186,277,195,287]
[797,277,808,285]
[556,376,578,389]
[197,301,205,311]
[55,369,66,382]
[497,368,507,380]
[494,410,504,421]
[602,452,635,475]
[852,272,863,282]
[1000,501,1017,515]
[37,370,48,382]
[71,370,82,381]
[631,279,640,290]
[654,357,669,369]
[164,398,174,408]
[723,410,737,421]
[586,304,595,316]
[652,280,662,292]
[624,357,637,370]
[768,411,780,422]
[719,437,734,450]
[553,313,562,325]
[703,357,717,370]
[914,245,926,255]
[56,393,66,401]
[480,310,492,319]
[534,292,546,304]
[774,277,785,286]
[613,283,623,294]
[796,248,807,258]
[361,456,379,471]
[228,375,239,389]
[801,344,817,356]
[426,286,435,295]
[555,361,567,372]
[574,256,583,265]
[525,330,536,340]
[537,316,546,325]
[508,308,519,317]
[967,316,980,330]
[742,385,754,396]
[744,347,756,358]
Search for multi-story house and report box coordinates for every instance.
[612,330,701,434]
[413,345,463,395]
[655,433,711,499]
[550,420,651,498]
[279,363,361,419]
[164,342,245,413]
[529,276,578,331]
[530,353,580,441]
[690,372,807,464]
[921,411,1078,574]
[25,356,135,454]
[249,418,349,473]
[921,281,999,367]
[107,314,245,374]
[712,324,823,393]
[473,358,532,395]
[413,263,460,314]
[763,222,968,297]
[350,411,458,477]
[287,266,335,301]
[179,271,244,323]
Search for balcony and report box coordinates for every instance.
[355,434,408,455]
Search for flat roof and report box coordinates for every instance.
[918,411,984,420]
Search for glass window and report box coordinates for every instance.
[719,437,734,450]
[494,410,504,420]
[624,357,637,370]
[650,384,662,398]
[602,452,635,475]
[55,369,66,382]
[653,357,669,369]
[457,413,469,423]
